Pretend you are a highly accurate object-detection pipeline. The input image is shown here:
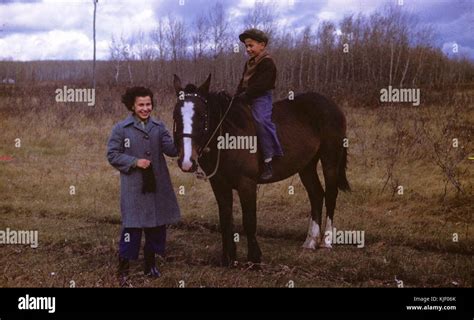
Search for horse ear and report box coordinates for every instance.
[173,74,183,95]
[198,73,211,96]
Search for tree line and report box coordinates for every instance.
[1,2,473,106]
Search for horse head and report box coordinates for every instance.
[172,74,212,172]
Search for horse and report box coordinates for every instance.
[172,74,350,266]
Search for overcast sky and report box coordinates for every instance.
[0,0,473,61]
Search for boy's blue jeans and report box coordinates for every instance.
[119,225,166,260]
[250,90,284,160]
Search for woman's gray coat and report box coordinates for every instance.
[107,115,180,228]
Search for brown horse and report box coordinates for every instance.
[172,74,350,266]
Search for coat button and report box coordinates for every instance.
[144,135,149,139]
[145,151,151,156]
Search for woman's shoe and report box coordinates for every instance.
[145,265,161,278]
[144,251,161,278]
[118,257,129,287]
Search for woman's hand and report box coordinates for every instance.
[136,159,151,169]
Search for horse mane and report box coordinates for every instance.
[208,90,232,111]
[184,84,198,93]
[177,87,248,129]
[207,90,249,129]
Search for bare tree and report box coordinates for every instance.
[317,21,336,85]
[108,34,135,84]
[297,26,312,90]
[109,35,123,84]
[191,14,209,62]
[150,19,167,61]
[207,2,230,58]
[243,1,278,39]
[165,14,188,62]
[133,30,155,60]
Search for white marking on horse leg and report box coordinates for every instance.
[302,217,320,249]
[181,101,194,171]
[322,216,333,249]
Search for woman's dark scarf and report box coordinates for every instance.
[142,164,156,193]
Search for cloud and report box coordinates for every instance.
[0,1,90,36]
[0,30,92,60]
[152,0,235,20]
[0,0,40,3]
[442,41,474,60]
[317,0,380,20]
[430,12,474,48]
[0,0,472,60]
[408,0,472,24]
[0,0,159,60]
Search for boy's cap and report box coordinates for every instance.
[239,29,269,44]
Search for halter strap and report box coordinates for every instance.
[173,92,210,139]
[183,93,207,104]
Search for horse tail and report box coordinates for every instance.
[338,144,350,192]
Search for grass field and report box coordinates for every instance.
[0,85,472,287]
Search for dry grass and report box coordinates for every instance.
[0,84,472,287]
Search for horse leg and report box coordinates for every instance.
[320,147,343,249]
[299,155,325,249]
[237,177,262,263]
[210,178,236,266]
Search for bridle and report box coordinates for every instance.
[173,92,235,180]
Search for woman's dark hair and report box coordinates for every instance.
[121,87,154,111]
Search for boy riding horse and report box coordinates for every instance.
[235,28,284,180]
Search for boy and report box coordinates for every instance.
[107,87,180,285]
[235,28,284,180]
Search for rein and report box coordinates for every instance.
[197,95,235,157]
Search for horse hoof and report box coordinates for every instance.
[302,238,318,250]
[247,252,262,263]
[221,259,238,268]
[247,255,261,264]
[247,246,262,264]
[244,262,261,271]
[319,243,333,249]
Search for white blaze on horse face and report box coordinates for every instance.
[323,217,333,248]
[302,217,320,249]
[181,101,195,171]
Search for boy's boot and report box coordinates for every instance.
[260,161,273,180]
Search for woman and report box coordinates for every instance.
[107,87,180,285]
